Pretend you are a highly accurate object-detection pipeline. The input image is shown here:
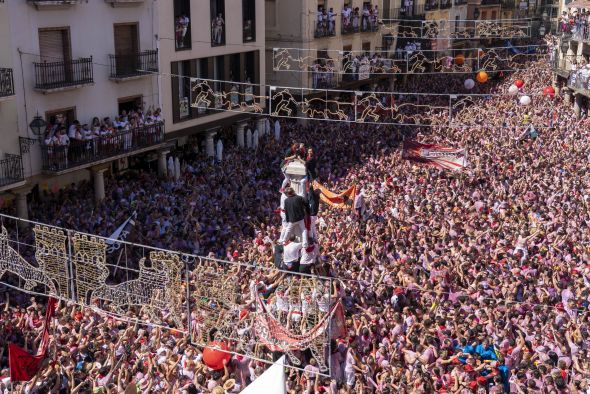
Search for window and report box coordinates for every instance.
[45,107,76,131]
[171,60,193,122]
[362,41,371,54]
[173,0,191,50]
[118,96,143,115]
[491,10,497,19]
[243,0,256,42]
[39,28,71,63]
[454,15,460,32]
[211,0,226,46]
[113,23,139,75]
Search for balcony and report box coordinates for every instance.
[109,50,158,81]
[40,123,165,173]
[424,2,439,11]
[34,57,94,93]
[315,21,336,38]
[360,16,379,32]
[568,72,590,98]
[27,0,80,9]
[0,154,25,189]
[341,14,360,35]
[105,0,144,6]
[454,0,468,5]
[396,4,426,19]
[0,68,15,100]
[480,0,501,5]
[440,0,453,9]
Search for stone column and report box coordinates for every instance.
[157,150,169,178]
[206,130,216,158]
[257,117,266,136]
[574,93,582,118]
[236,122,245,148]
[552,74,559,96]
[564,88,572,105]
[93,168,107,202]
[15,191,29,229]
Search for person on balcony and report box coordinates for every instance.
[212,13,225,45]
[328,8,337,35]
[362,5,370,31]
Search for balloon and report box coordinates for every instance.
[543,86,555,96]
[514,79,524,88]
[519,95,531,105]
[476,71,488,83]
[202,341,231,370]
[508,85,519,95]
[464,79,475,89]
[455,54,465,65]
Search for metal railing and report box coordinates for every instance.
[341,13,360,34]
[454,0,468,5]
[440,1,453,9]
[0,68,15,97]
[425,2,439,11]
[40,122,165,172]
[360,16,379,32]
[569,72,590,93]
[109,50,158,79]
[0,154,24,187]
[480,0,501,4]
[33,57,93,90]
[315,20,336,38]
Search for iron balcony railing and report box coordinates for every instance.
[0,68,15,97]
[0,154,24,187]
[109,50,158,79]
[569,72,590,93]
[341,13,361,34]
[480,0,501,4]
[41,122,165,172]
[454,0,468,5]
[33,57,93,90]
[393,4,426,19]
[440,1,453,9]
[315,20,337,38]
[360,16,379,32]
[425,2,439,11]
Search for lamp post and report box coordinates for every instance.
[29,114,47,139]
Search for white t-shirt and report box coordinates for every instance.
[284,241,302,263]
[300,245,317,266]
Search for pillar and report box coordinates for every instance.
[15,191,29,229]
[574,93,582,118]
[236,122,245,148]
[206,130,216,158]
[552,74,559,96]
[93,168,106,202]
[157,150,169,178]
[564,89,572,105]
[257,117,266,136]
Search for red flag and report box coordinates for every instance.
[9,298,57,382]
[8,344,45,382]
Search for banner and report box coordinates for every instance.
[106,211,137,253]
[402,141,467,171]
[312,181,356,209]
[9,298,57,382]
[254,296,338,353]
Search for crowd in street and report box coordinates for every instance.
[2,51,590,393]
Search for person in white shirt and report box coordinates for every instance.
[328,8,337,35]
[299,243,317,274]
[283,235,302,271]
[279,188,288,242]
[68,120,80,139]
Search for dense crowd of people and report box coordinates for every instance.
[2,49,590,393]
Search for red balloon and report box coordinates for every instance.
[543,86,555,96]
[202,341,231,370]
[514,80,524,89]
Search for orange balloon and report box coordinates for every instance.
[455,54,465,65]
[202,341,231,370]
[476,71,488,83]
